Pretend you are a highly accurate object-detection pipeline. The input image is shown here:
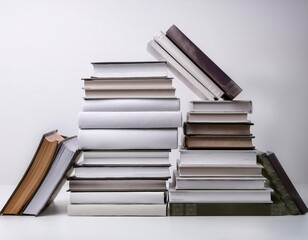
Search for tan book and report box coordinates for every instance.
[1,130,64,215]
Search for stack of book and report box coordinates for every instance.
[148,25,274,216]
[169,101,274,216]
[68,61,182,216]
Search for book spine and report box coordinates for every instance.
[166,25,242,100]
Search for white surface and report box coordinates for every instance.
[1,184,308,240]
[0,0,308,185]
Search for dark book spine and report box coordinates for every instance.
[266,152,308,214]
[169,203,271,216]
[166,25,242,100]
[257,152,302,215]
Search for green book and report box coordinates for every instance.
[257,151,302,215]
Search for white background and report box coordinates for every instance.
[0,0,308,185]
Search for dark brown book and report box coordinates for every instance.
[183,135,255,150]
[183,121,253,136]
[1,130,65,215]
[266,151,307,214]
[166,25,242,100]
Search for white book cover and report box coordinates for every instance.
[67,204,167,216]
[80,157,170,166]
[187,112,248,122]
[147,40,214,100]
[78,111,182,129]
[82,98,180,112]
[70,191,166,204]
[78,129,178,150]
[153,32,224,99]
[82,150,170,158]
[91,61,168,78]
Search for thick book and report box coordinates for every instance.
[78,129,178,150]
[82,77,173,90]
[190,100,252,113]
[147,39,215,100]
[187,112,248,122]
[183,121,253,136]
[177,161,263,177]
[82,98,180,112]
[257,151,307,215]
[169,202,271,216]
[168,184,273,203]
[83,88,176,99]
[166,25,242,100]
[78,111,182,129]
[183,135,255,150]
[67,204,167,216]
[153,32,224,99]
[74,165,171,178]
[70,191,166,204]
[91,61,167,78]
[22,137,80,216]
[1,130,65,215]
[179,149,257,165]
[68,178,168,192]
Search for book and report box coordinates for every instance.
[78,111,182,129]
[177,162,263,177]
[1,130,64,215]
[168,184,273,203]
[83,88,176,99]
[22,137,80,216]
[67,204,167,216]
[183,135,255,149]
[82,150,170,158]
[147,39,215,100]
[78,129,178,150]
[80,157,170,166]
[74,166,171,178]
[82,77,173,89]
[179,149,257,165]
[257,151,307,215]
[166,25,242,99]
[187,112,248,122]
[91,61,167,78]
[183,122,253,136]
[190,100,252,113]
[70,191,166,204]
[153,32,224,99]
[169,202,271,216]
[82,98,180,112]
[68,178,168,192]
[173,172,265,190]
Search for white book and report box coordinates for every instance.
[147,40,214,100]
[70,191,166,204]
[174,171,266,190]
[187,112,248,122]
[190,100,253,113]
[67,204,167,216]
[179,149,257,165]
[91,61,167,78]
[153,32,224,99]
[78,111,182,129]
[83,88,176,98]
[78,129,178,150]
[68,179,168,191]
[80,157,170,166]
[74,166,171,178]
[82,98,180,112]
[169,184,273,203]
[82,150,170,158]
[83,77,173,89]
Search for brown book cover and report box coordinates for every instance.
[0,130,64,215]
[166,25,242,100]
[266,151,307,214]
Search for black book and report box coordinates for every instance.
[166,25,242,100]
